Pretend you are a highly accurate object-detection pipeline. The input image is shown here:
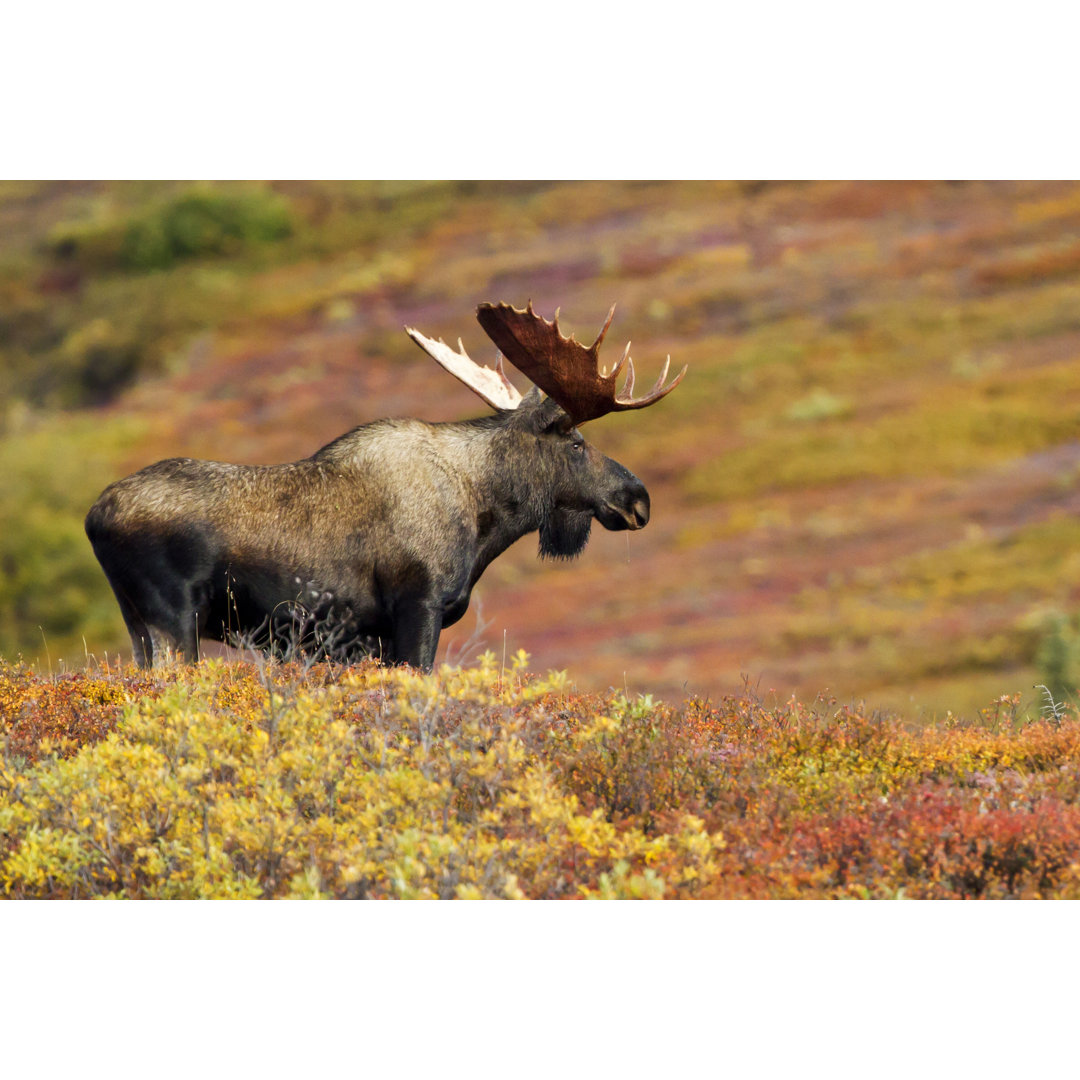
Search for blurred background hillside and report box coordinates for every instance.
[1,179,1079,718]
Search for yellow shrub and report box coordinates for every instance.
[0,658,723,899]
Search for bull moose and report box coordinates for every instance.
[85,301,687,669]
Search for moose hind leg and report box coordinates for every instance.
[149,602,202,665]
[115,595,153,668]
[115,585,201,667]
[91,525,210,667]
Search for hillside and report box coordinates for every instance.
[2,180,1080,717]
[2,656,1078,899]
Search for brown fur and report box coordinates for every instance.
[86,396,650,670]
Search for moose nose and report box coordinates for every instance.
[631,495,650,529]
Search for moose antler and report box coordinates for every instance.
[475,301,687,424]
[405,326,523,411]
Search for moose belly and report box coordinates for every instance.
[203,561,389,650]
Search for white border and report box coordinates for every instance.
[4,3,1078,178]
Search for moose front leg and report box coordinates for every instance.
[391,598,444,671]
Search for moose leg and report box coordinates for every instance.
[138,601,201,667]
[132,619,197,667]
[163,608,201,664]
[94,543,203,666]
[391,600,443,671]
[114,594,153,668]
[107,586,194,668]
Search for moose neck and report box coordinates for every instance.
[446,415,575,579]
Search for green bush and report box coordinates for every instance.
[45,317,145,406]
[48,186,294,273]
[1036,613,1080,706]
[123,188,293,269]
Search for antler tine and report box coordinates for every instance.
[621,355,689,407]
[651,355,671,394]
[616,347,635,399]
[591,304,617,353]
[405,324,523,412]
[591,304,617,354]
[608,340,632,381]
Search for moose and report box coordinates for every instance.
[85,301,686,670]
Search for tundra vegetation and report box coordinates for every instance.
[2,654,1079,899]
[2,180,1080,718]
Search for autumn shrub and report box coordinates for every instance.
[551,693,733,829]
[0,655,725,898]
[6,654,1080,899]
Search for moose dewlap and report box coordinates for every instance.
[85,301,687,670]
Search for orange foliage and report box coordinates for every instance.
[4,658,1080,898]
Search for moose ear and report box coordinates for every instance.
[511,389,571,434]
[542,407,576,435]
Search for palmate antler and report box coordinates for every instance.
[476,301,687,424]
[406,301,686,424]
[403,326,523,411]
